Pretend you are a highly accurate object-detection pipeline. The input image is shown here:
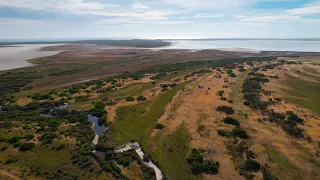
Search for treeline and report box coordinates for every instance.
[242,69,305,138]
[114,56,276,81]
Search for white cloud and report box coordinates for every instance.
[239,15,320,23]
[237,22,269,27]
[132,3,149,10]
[163,0,288,9]
[180,14,224,19]
[98,17,192,26]
[195,14,224,18]
[0,0,181,22]
[287,5,320,15]
[0,18,43,25]
[0,0,118,12]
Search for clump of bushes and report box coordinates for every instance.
[217,90,224,97]
[75,95,89,102]
[1,145,8,151]
[126,96,135,102]
[137,95,147,101]
[31,93,51,100]
[242,76,270,110]
[113,149,139,167]
[217,129,229,137]
[224,117,240,126]
[89,102,107,118]
[23,134,35,140]
[39,133,57,144]
[266,110,304,138]
[5,156,18,164]
[287,112,304,124]
[187,148,219,174]
[282,119,304,138]
[9,136,21,144]
[13,142,22,148]
[216,106,235,115]
[244,158,261,172]
[187,148,203,164]
[226,69,237,77]
[155,123,165,129]
[59,91,69,97]
[19,142,35,151]
[231,127,249,139]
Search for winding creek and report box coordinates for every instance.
[89,118,164,180]
[115,142,164,180]
[42,103,163,180]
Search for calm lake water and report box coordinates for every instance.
[0,44,61,71]
[160,40,320,52]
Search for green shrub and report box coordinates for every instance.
[48,89,58,95]
[9,136,21,144]
[287,113,304,124]
[217,90,224,96]
[202,161,219,174]
[75,95,89,102]
[39,133,57,144]
[23,134,35,141]
[190,161,219,174]
[1,145,8,151]
[5,156,18,164]
[191,161,203,174]
[244,158,261,172]
[31,93,51,100]
[89,102,107,118]
[125,96,135,102]
[13,142,22,148]
[59,91,69,97]
[187,148,203,164]
[216,106,235,115]
[155,123,165,129]
[231,127,249,139]
[217,129,228,137]
[137,95,147,101]
[223,117,240,126]
[19,143,35,151]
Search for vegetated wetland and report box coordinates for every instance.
[0,40,320,180]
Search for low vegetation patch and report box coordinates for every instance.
[223,117,240,126]
[231,127,249,139]
[126,96,135,102]
[137,95,147,101]
[155,123,165,129]
[216,105,235,115]
[186,148,220,174]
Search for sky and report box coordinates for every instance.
[0,0,320,40]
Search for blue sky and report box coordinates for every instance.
[0,0,320,39]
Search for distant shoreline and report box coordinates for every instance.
[162,38,320,41]
[0,39,171,48]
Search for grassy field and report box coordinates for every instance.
[264,145,301,180]
[109,81,190,146]
[282,76,320,115]
[108,83,154,99]
[150,125,199,180]
[229,70,250,108]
